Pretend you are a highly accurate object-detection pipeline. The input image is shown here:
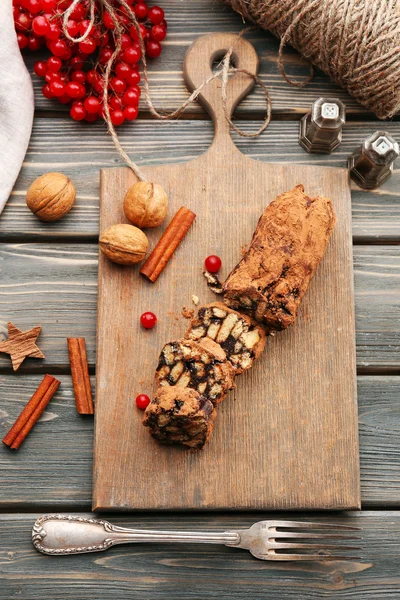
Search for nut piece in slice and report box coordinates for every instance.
[186,302,267,375]
[100,223,148,265]
[155,338,234,406]
[26,172,76,222]
[143,385,216,449]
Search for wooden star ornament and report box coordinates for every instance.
[0,322,45,371]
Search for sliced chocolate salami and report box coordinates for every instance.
[143,385,216,450]
[186,302,267,374]
[155,338,234,406]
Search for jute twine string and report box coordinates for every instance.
[223,0,400,119]
[60,2,271,182]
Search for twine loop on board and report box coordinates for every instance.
[223,0,400,119]
[60,2,271,181]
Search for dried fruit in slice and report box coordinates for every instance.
[155,338,234,406]
[186,302,267,375]
[143,385,216,449]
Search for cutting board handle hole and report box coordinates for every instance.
[211,51,237,73]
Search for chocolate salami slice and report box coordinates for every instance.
[186,302,267,374]
[223,185,336,330]
[155,338,234,406]
[143,385,216,449]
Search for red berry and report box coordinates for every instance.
[84,95,100,114]
[69,2,86,20]
[32,15,50,36]
[115,62,131,79]
[109,96,123,110]
[46,56,62,72]
[66,19,79,37]
[150,24,167,42]
[70,102,86,121]
[41,0,57,11]
[204,255,222,273]
[120,33,131,51]
[110,109,125,126]
[42,83,53,99]
[49,39,67,57]
[26,0,41,14]
[135,2,148,20]
[70,56,84,70]
[125,71,141,86]
[49,80,66,97]
[85,113,98,123]
[123,86,140,106]
[17,33,28,49]
[79,36,96,55]
[103,12,115,29]
[66,81,86,99]
[27,35,42,51]
[34,60,47,77]
[135,394,150,410]
[146,40,162,59]
[57,94,72,105]
[45,71,60,83]
[14,12,31,31]
[61,46,73,61]
[124,106,138,121]
[86,69,98,85]
[148,6,164,25]
[123,45,141,64]
[110,77,126,94]
[160,19,168,29]
[140,311,157,329]
[99,47,113,64]
[46,21,61,40]
[71,70,86,84]
[79,19,95,36]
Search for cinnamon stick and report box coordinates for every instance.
[140,206,196,283]
[67,337,94,415]
[3,374,61,450]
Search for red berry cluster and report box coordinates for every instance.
[13,0,167,125]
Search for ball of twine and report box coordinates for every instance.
[223,0,400,119]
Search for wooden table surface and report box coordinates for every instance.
[1,1,399,598]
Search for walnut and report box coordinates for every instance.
[124,181,168,228]
[100,224,148,265]
[26,172,76,221]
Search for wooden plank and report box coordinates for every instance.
[0,375,398,507]
[2,119,399,241]
[24,0,382,116]
[0,245,398,371]
[1,511,400,600]
[94,35,358,510]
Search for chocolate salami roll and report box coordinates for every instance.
[223,185,336,331]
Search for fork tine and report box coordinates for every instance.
[268,553,361,561]
[271,521,361,531]
[271,531,361,540]
[272,543,362,551]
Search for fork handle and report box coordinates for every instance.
[32,515,240,555]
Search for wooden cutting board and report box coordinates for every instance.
[93,33,360,511]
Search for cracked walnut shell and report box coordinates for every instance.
[26,172,76,221]
[100,224,148,265]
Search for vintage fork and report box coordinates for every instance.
[32,515,361,560]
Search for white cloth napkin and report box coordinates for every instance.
[0,0,34,216]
